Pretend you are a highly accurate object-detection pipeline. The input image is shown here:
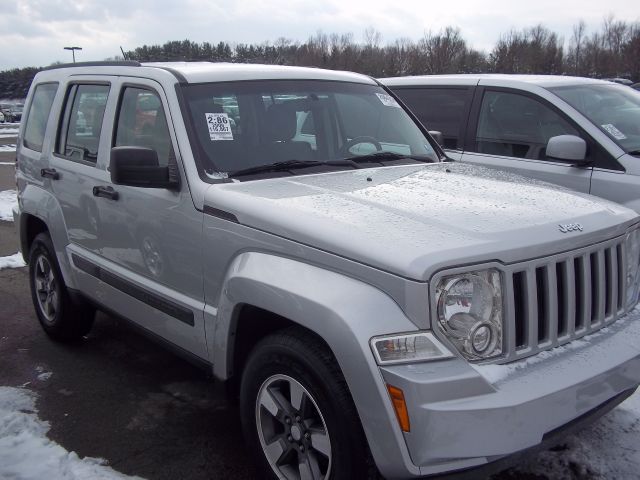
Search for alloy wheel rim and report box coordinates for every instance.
[34,254,59,323]
[256,374,332,480]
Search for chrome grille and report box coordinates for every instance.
[503,237,625,361]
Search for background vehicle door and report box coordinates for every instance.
[89,78,206,359]
[461,87,592,192]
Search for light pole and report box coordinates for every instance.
[64,46,82,63]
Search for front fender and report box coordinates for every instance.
[208,251,422,478]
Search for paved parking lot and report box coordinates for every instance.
[0,136,636,480]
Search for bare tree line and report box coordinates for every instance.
[1,15,639,99]
[125,15,640,80]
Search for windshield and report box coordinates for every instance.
[550,84,640,154]
[179,80,438,179]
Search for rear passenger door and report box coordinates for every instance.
[50,80,112,254]
[391,86,474,161]
[461,87,592,192]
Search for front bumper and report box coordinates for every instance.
[380,308,640,477]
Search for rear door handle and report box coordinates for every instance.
[40,168,59,180]
[92,185,119,201]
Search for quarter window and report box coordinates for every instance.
[58,84,110,163]
[23,83,58,152]
[114,87,173,166]
[474,91,578,160]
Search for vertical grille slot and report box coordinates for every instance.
[536,267,548,343]
[513,271,526,349]
[604,248,613,318]
[574,257,585,330]
[617,244,624,311]
[590,252,599,325]
[556,262,567,337]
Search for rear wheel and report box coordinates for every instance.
[28,233,95,342]
[240,327,375,479]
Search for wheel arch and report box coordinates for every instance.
[207,251,422,478]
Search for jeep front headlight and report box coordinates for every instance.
[435,269,503,361]
[625,228,640,309]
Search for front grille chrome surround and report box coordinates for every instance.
[430,235,630,363]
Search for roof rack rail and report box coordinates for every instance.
[42,60,141,71]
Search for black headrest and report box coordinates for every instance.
[264,103,297,141]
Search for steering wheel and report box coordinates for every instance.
[340,136,383,156]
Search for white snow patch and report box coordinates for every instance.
[37,372,52,381]
[0,252,26,270]
[505,392,640,479]
[0,189,17,221]
[0,386,141,480]
[0,161,15,165]
[0,144,16,152]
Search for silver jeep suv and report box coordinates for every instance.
[13,61,640,479]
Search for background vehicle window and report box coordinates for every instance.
[114,88,173,166]
[475,91,578,160]
[59,84,109,163]
[23,83,58,152]
[393,88,469,149]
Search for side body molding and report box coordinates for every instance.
[207,251,422,478]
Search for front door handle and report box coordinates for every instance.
[92,185,119,201]
[40,168,59,180]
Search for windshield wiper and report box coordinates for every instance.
[341,151,438,164]
[628,150,640,157]
[229,159,324,178]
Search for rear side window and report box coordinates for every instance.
[393,87,470,149]
[23,83,58,152]
[57,84,110,163]
[114,87,174,166]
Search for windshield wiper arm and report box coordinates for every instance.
[341,151,437,164]
[229,159,324,178]
[627,150,640,156]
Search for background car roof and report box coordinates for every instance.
[380,74,615,88]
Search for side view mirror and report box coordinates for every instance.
[428,130,444,147]
[546,135,589,165]
[110,146,179,189]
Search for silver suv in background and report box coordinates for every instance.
[382,75,640,212]
[13,62,640,479]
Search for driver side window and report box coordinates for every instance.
[475,91,578,160]
[114,87,173,166]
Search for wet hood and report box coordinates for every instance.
[204,163,639,281]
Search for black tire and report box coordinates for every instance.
[240,327,377,480]
[28,232,95,342]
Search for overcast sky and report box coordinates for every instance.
[1,0,638,70]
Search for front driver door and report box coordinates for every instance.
[461,88,592,193]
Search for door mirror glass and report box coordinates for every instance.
[110,146,179,189]
[546,135,588,164]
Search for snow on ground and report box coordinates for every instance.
[0,189,17,221]
[509,393,640,479]
[0,252,26,269]
[0,387,140,480]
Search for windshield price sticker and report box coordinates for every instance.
[601,123,627,140]
[206,112,233,141]
[375,93,401,108]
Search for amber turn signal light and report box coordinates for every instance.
[387,385,410,432]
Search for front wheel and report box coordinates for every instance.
[240,327,376,480]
